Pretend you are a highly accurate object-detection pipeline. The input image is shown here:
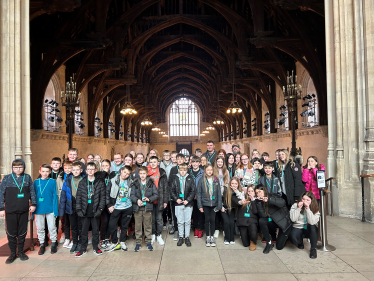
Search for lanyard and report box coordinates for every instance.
[12,174,25,193]
[180,176,185,195]
[105,176,109,186]
[190,169,196,179]
[141,183,146,199]
[255,170,259,185]
[38,178,51,198]
[246,202,252,213]
[206,178,213,195]
[265,177,274,193]
[228,167,233,178]
[51,171,57,179]
[87,179,93,199]
[151,171,160,182]
[72,177,81,191]
[207,151,216,163]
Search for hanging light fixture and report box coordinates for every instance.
[214,88,225,124]
[120,85,137,115]
[206,124,215,131]
[141,96,153,126]
[200,133,206,136]
[202,130,209,134]
[227,63,242,114]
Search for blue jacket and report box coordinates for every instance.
[190,168,204,187]
[59,173,82,216]
[34,178,58,216]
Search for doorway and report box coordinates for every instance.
[176,142,192,155]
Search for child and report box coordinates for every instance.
[258,162,282,196]
[160,150,173,230]
[50,157,63,179]
[232,184,258,250]
[190,156,204,238]
[234,153,254,191]
[302,156,326,201]
[75,162,106,257]
[250,157,264,186]
[110,153,124,177]
[130,166,158,252]
[34,164,59,255]
[99,159,112,249]
[170,163,195,247]
[0,159,36,264]
[288,191,320,259]
[106,165,134,252]
[59,162,84,253]
[195,148,202,157]
[196,164,222,247]
[261,152,270,163]
[148,156,167,246]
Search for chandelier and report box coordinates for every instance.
[227,64,242,114]
[206,124,215,130]
[120,85,137,115]
[141,96,152,126]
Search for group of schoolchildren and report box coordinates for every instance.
[0,141,325,264]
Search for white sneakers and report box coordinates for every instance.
[88,231,92,245]
[157,235,165,245]
[214,230,219,238]
[59,233,65,244]
[120,242,127,251]
[67,240,73,249]
[63,239,70,248]
[151,234,156,244]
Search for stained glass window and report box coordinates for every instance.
[170,98,198,136]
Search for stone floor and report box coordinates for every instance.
[0,216,374,280]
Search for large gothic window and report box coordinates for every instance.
[169,98,198,136]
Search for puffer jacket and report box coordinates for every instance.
[232,197,258,226]
[75,175,106,217]
[130,178,158,212]
[107,173,134,208]
[302,164,326,199]
[58,173,83,216]
[196,176,222,210]
[277,161,305,205]
[255,194,292,233]
[149,167,168,211]
[0,159,36,213]
[170,174,195,207]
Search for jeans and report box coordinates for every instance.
[175,205,193,238]
[259,217,291,250]
[109,207,133,243]
[288,225,318,249]
[36,213,57,244]
[152,204,163,236]
[221,210,235,242]
[239,224,258,247]
[203,206,216,236]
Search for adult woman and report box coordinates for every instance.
[276,149,304,208]
[225,153,236,178]
[234,153,255,191]
[255,185,292,254]
[143,149,160,166]
[288,191,320,259]
[302,156,326,200]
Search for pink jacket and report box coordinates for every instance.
[302,164,326,199]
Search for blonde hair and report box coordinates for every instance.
[277,149,295,171]
[213,156,229,187]
[226,177,243,212]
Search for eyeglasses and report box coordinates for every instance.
[12,167,23,170]
[86,169,96,171]
[241,158,249,161]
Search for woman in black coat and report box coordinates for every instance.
[255,185,292,254]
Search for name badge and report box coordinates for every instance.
[88,199,92,204]
[244,213,250,218]
[17,193,24,198]
[179,194,184,198]
[212,196,215,200]
[121,198,127,202]
[268,218,272,222]
[143,202,146,206]
[39,198,44,202]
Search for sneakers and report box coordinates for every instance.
[198,230,203,238]
[157,235,165,245]
[177,237,184,246]
[210,237,216,247]
[106,243,121,252]
[5,253,17,264]
[93,249,103,256]
[38,245,45,255]
[100,239,109,249]
[194,229,199,237]
[67,240,73,249]
[88,231,92,245]
[75,251,87,258]
[169,227,175,234]
[151,234,156,244]
[163,224,167,230]
[213,230,219,238]
[134,244,141,252]
[18,251,29,261]
[75,244,81,253]
[224,240,230,245]
[51,242,58,254]
[298,243,305,249]
[63,239,70,248]
[120,242,127,251]
[263,242,274,254]
[310,248,317,259]
[59,233,65,244]
[147,243,153,251]
[70,244,78,254]
[173,231,179,241]
[230,241,235,245]
[185,237,192,247]
[249,241,256,251]
[206,237,211,247]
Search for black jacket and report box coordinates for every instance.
[255,194,292,233]
[170,174,195,207]
[130,178,158,212]
[233,198,258,226]
[50,168,64,180]
[196,176,222,210]
[276,161,305,205]
[202,150,217,164]
[154,168,169,211]
[76,175,106,217]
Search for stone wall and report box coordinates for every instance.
[30,130,149,179]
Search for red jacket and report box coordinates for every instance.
[302,164,326,199]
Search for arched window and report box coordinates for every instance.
[169,98,199,136]
[180,148,190,155]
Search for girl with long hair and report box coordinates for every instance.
[289,191,320,259]
[255,185,292,254]
[235,153,241,166]
[234,153,255,191]
[225,153,236,178]
[196,164,222,247]
[302,156,326,200]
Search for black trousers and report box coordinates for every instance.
[69,212,82,245]
[192,200,204,230]
[80,216,100,252]
[162,202,171,224]
[63,213,70,239]
[100,208,111,240]
[108,207,133,244]
[171,200,178,230]
[6,212,28,254]
[221,211,235,242]
[259,217,291,250]
[203,206,216,236]
[215,211,223,230]
[239,224,258,247]
[288,225,318,249]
